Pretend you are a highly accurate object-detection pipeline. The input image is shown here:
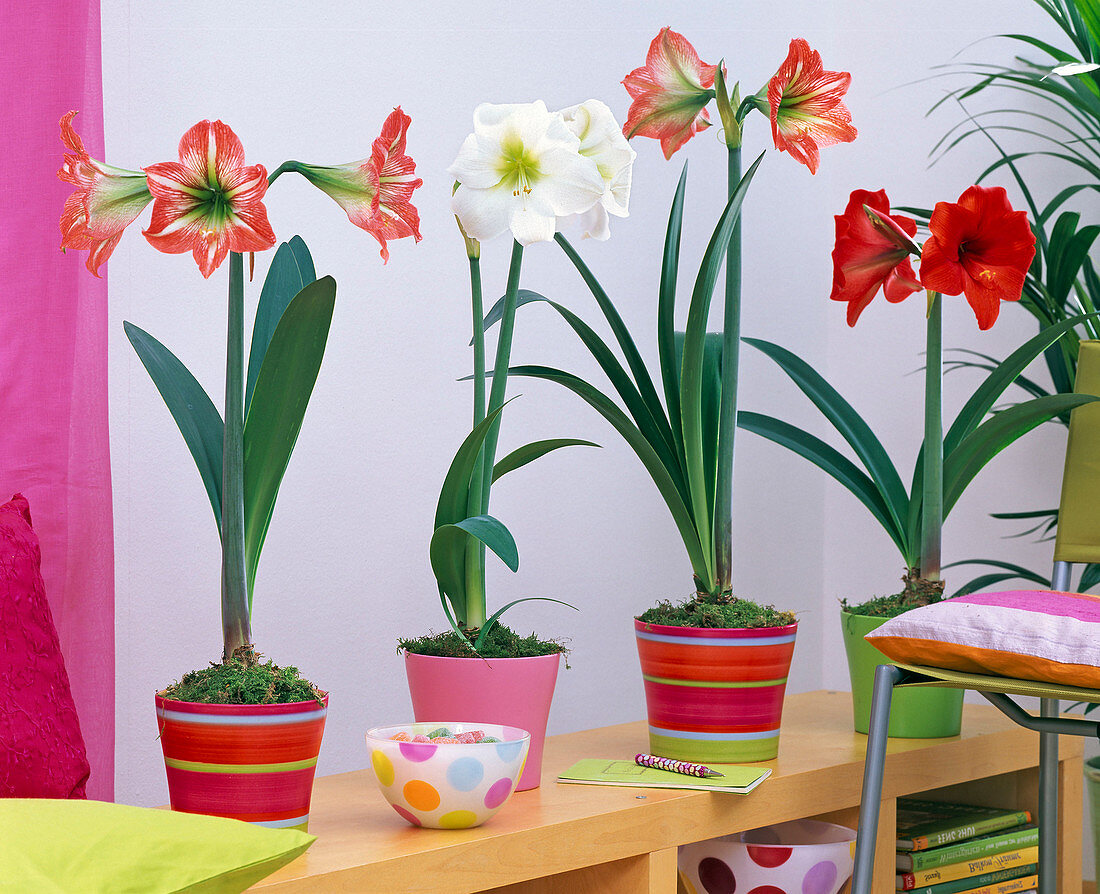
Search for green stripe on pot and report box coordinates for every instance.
[647,730,780,763]
[163,756,318,774]
[642,675,787,688]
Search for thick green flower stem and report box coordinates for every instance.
[712,144,743,596]
[920,291,944,582]
[464,255,488,620]
[221,252,251,660]
[467,240,525,631]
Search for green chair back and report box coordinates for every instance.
[1053,340,1100,564]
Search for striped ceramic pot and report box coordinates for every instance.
[635,619,797,763]
[155,693,328,831]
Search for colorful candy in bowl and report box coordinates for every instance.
[365,722,530,829]
[678,818,856,894]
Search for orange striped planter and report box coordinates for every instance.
[155,693,327,832]
[635,619,797,763]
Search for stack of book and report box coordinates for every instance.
[895,798,1038,894]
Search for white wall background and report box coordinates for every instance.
[100,0,1089,870]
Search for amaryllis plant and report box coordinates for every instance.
[498,30,854,618]
[59,109,422,668]
[422,99,632,653]
[741,184,1096,610]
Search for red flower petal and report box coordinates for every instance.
[830,188,921,326]
[769,38,857,174]
[622,27,719,158]
[141,120,274,278]
[920,185,1036,330]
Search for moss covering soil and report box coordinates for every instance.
[637,595,796,629]
[160,651,324,705]
[399,622,568,660]
[841,568,946,619]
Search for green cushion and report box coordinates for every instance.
[0,799,314,893]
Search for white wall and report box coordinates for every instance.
[102,0,1081,855]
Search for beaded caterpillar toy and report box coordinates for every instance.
[634,753,723,778]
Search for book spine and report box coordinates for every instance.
[900,864,1036,894]
[902,827,1039,871]
[908,811,1032,851]
[898,846,1037,888]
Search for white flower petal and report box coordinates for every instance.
[447,133,504,190]
[452,183,512,242]
[509,205,558,245]
[559,204,611,241]
[535,147,605,215]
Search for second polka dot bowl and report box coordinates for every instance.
[677,818,856,894]
[365,722,530,829]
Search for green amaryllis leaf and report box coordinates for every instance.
[243,275,336,603]
[744,337,909,539]
[474,595,577,651]
[124,321,224,530]
[430,515,518,624]
[942,558,1051,597]
[508,363,710,586]
[246,237,316,413]
[554,233,674,457]
[483,290,683,494]
[659,165,689,466]
[738,411,910,561]
[943,315,1098,456]
[679,151,765,581]
[943,392,1100,514]
[435,404,509,531]
[1079,562,1100,591]
[492,438,599,483]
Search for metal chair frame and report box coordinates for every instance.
[850,562,1100,894]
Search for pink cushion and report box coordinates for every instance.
[0,494,89,797]
[865,589,1100,689]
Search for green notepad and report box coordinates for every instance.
[557,759,770,793]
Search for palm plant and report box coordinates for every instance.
[922,0,1100,592]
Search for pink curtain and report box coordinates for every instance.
[1,0,115,799]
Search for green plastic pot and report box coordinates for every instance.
[840,610,963,738]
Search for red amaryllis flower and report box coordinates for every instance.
[295,107,423,262]
[622,27,721,159]
[769,38,857,174]
[57,110,152,276]
[142,120,276,278]
[920,185,1037,330]
[830,189,922,326]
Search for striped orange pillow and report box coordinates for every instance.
[865,590,1100,689]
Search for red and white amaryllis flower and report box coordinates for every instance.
[920,185,1036,330]
[830,188,922,326]
[142,120,276,279]
[295,107,423,263]
[57,110,152,276]
[768,38,856,174]
[622,27,721,159]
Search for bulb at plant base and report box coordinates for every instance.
[449,100,606,246]
[556,100,636,241]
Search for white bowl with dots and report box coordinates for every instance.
[365,722,530,829]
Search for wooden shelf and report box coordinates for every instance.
[251,690,1083,893]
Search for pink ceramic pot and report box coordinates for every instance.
[403,652,561,791]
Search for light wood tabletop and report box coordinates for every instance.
[251,690,1082,894]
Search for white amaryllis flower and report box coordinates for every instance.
[557,100,636,240]
[449,101,605,246]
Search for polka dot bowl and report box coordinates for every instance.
[677,818,856,894]
[365,722,530,829]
